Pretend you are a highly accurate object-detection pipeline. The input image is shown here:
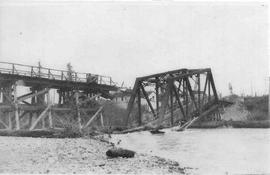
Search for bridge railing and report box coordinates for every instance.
[0,61,116,86]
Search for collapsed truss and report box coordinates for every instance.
[126,68,220,127]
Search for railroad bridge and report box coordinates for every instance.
[125,68,222,130]
[0,61,118,131]
[0,61,222,132]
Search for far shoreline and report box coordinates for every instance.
[191,120,270,129]
[0,120,269,139]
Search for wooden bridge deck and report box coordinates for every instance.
[0,61,118,91]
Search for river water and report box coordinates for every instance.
[111,128,270,174]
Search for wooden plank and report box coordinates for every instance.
[51,107,72,111]
[42,116,46,129]
[83,106,103,129]
[48,109,52,128]
[197,74,201,112]
[14,83,20,130]
[75,92,82,131]
[169,81,174,126]
[137,86,142,125]
[100,113,104,127]
[47,93,53,128]
[0,118,8,129]
[29,104,52,130]
[0,105,12,110]
[155,77,159,118]
[29,112,33,128]
[8,112,12,130]
[0,89,13,103]
[175,117,198,131]
[17,88,49,102]
[174,104,219,131]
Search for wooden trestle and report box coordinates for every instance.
[0,61,118,131]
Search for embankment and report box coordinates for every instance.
[0,135,189,174]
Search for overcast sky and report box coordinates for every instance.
[0,1,268,96]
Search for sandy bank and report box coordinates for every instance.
[0,136,189,174]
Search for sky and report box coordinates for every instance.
[0,1,268,96]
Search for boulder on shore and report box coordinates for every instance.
[106,148,135,158]
[150,130,165,134]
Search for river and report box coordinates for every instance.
[111,128,270,174]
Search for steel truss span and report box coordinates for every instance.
[126,68,221,128]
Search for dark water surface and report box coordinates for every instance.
[111,128,270,174]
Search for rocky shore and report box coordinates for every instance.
[0,136,189,174]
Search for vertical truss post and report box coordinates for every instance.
[36,87,46,129]
[100,112,104,127]
[14,82,20,130]
[137,84,142,125]
[155,77,159,119]
[184,79,189,120]
[29,88,36,128]
[208,71,218,102]
[208,72,211,102]
[202,74,208,105]
[75,91,82,132]
[47,91,53,128]
[169,80,174,126]
[8,112,12,130]
[197,74,201,114]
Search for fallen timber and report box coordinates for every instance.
[173,104,219,131]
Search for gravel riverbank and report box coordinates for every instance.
[0,136,189,174]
